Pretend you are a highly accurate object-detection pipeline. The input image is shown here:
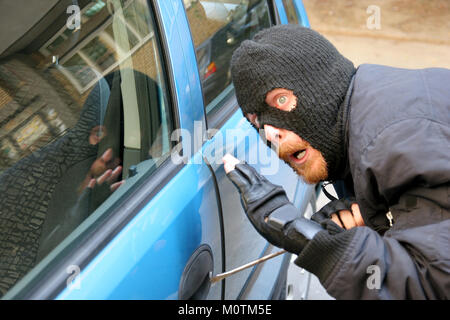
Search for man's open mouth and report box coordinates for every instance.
[290,148,308,164]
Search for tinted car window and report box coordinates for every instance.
[184,0,271,115]
[0,0,173,297]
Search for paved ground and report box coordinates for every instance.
[303,0,450,69]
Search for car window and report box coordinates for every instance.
[283,0,300,24]
[183,0,271,116]
[0,0,173,297]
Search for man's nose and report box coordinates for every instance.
[264,124,283,144]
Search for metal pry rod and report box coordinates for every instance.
[210,249,287,283]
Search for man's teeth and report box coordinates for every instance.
[296,150,306,159]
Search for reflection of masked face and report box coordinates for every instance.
[231,25,356,180]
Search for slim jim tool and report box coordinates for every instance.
[210,249,287,283]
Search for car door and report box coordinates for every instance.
[1,0,225,300]
[182,0,315,299]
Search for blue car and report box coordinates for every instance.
[0,0,313,300]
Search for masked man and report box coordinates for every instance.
[224,25,450,299]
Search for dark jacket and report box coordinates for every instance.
[296,64,450,299]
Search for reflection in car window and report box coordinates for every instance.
[282,0,300,24]
[184,0,271,114]
[0,0,172,297]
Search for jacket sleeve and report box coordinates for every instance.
[294,221,450,299]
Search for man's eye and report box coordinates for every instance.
[277,95,288,105]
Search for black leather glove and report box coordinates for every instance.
[226,161,323,254]
[311,197,358,235]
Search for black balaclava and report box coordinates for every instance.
[230,25,356,181]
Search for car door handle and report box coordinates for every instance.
[178,244,214,300]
